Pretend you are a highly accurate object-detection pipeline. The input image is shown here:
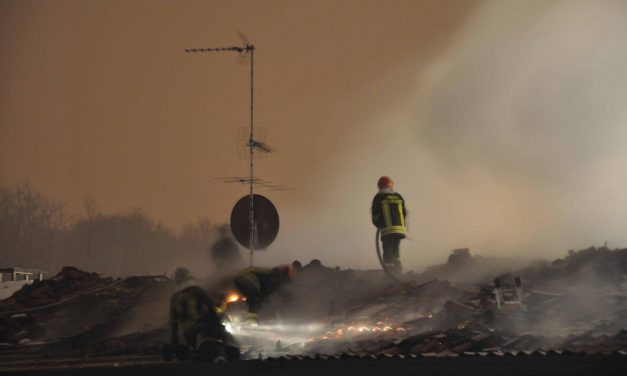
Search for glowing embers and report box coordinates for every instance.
[306,322,407,343]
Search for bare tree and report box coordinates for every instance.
[0,182,68,269]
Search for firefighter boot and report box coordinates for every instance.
[392,258,402,276]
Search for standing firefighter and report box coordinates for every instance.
[233,265,294,322]
[209,224,243,274]
[167,268,239,363]
[371,176,408,274]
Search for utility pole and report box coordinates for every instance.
[186,43,257,267]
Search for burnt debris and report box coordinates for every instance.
[0,247,626,364]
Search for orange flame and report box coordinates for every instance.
[226,292,246,303]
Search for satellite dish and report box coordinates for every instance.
[230,194,279,250]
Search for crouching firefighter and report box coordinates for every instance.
[166,268,239,363]
[371,176,408,275]
[233,265,295,323]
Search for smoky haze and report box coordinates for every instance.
[1,1,626,273]
[406,0,627,265]
[297,0,627,270]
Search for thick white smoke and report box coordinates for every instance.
[269,0,627,270]
[406,0,627,261]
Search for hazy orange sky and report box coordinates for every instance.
[2,0,627,270]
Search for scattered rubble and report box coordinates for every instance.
[0,267,173,357]
[0,246,625,364]
[237,248,627,358]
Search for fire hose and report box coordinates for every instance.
[375,229,404,283]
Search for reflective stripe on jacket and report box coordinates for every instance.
[371,190,407,237]
[170,285,221,339]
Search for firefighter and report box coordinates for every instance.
[209,224,243,273]
[233,265,295,322]
[168,268,239,362]
[371,176,407,274]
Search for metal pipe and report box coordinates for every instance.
[249,45,255,267]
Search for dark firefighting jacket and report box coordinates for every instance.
[233,267,288,299]
[371,190,407,237]
[169,285,228,346]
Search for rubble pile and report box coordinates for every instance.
[275,260,391,321]
[415,249,529,284]
[0,267,173,356]
[521,247,627,286]
[297,247,627,357]
[0,247,625,362]
[2,267,112,310]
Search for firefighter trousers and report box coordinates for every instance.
[381,234,403,266]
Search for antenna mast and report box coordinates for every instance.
[186,43,257,267]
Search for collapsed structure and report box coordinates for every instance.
[0,247,626,371]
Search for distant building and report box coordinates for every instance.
[0,267,45,299]
[0,267,44,282]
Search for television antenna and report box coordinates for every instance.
[186,34,291,266]
[214,177,295,192]
[236,127,271,159]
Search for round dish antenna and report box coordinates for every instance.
[230,194,279,250]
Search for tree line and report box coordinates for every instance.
[0,181,241,277]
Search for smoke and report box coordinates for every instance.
[409,0,627,258]
[274,0,627,270]
[2,1,626,272]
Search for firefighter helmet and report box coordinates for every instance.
[173,267,192,284]
[377,176,393,190]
